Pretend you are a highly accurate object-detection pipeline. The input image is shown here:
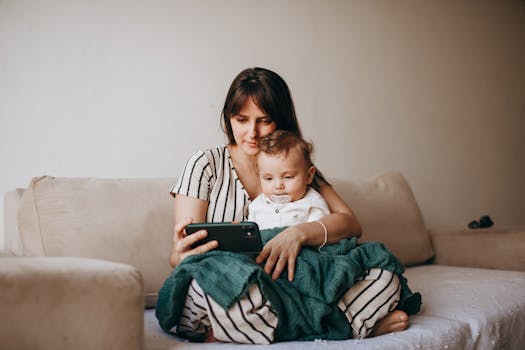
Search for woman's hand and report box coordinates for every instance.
[255,226,304,281]
[169,217,218,268]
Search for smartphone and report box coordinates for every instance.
[185,221,262,254]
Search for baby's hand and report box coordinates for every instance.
[256,226,303,281]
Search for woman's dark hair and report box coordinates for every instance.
[221,67,302,144]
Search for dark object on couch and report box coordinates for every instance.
[468,215,494,229]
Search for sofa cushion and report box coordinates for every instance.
[404,265,525,349]
[331,172,433,266]
[430,227,525,271]
[17,176,175,308]
[145,266,525,349]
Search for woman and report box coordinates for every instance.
[169,67,409,342]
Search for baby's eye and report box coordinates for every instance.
[264,177,273,181]
[285,175,294,179]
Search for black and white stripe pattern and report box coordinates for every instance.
[173,279,211,340]
[171,146,250,222]
[338,268,401,339]
[175,279,278,344]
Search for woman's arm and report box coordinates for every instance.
[256,183,362,281]
[300,183,362,245]
[169,194,218,268]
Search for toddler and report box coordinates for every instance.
[248,130,330,229]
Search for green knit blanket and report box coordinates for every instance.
[156,227,421,341]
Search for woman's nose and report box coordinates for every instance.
[248,121,258,138]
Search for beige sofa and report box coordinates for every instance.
[1,172,524,350]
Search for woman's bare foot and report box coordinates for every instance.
[204,328,216,342]
[370,310,409,337]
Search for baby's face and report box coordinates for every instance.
[257,150,315,202]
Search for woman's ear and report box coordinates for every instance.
[306,166,316,184]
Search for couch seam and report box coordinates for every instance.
[31,178,48,256]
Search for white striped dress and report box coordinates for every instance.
[171,145,401,342]
[172,145,279,343]
[171,145,248,222]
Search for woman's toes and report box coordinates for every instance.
[370,310,409,337]
[390,319,409,332]
[393,309,408,322]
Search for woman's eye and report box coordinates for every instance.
[233,116,247,123]
[257,117,273,124]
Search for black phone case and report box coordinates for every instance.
[185,222,262,254]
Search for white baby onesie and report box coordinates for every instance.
[248,188,330,230]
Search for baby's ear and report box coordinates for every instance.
[306,166,316,184]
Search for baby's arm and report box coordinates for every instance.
[306,190,331,222]
[308,207,330,222]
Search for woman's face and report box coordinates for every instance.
[230,97,277,156]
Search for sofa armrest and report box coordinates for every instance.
[3,188,25,256]
[0,250,15,257]
[430,227,525,271]
[0,257,144,350]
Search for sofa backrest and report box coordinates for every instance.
[17,176,175,307]
[13,171,434,308]
[330,172,433,267]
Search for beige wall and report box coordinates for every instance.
[1,0,524,248]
